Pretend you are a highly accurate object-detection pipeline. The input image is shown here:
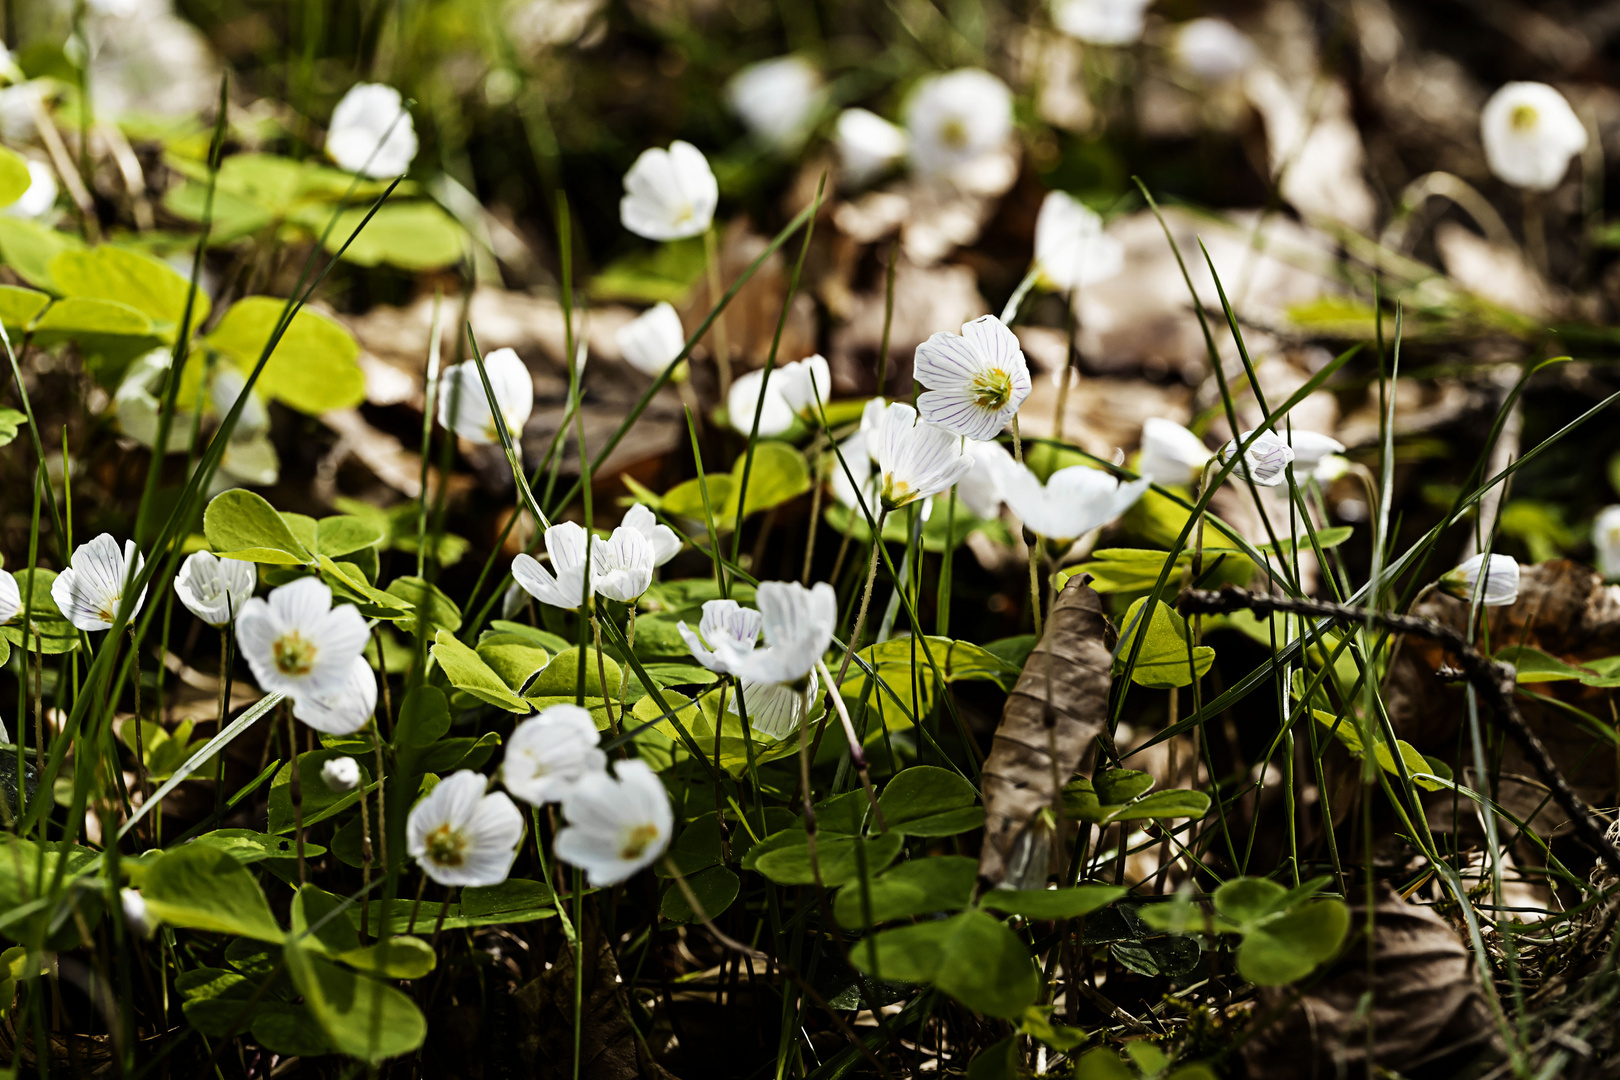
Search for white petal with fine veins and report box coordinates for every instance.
[678,599,763,676]
[51,534,147,631]
[408,770,525,887]
[622,503,681,567]
[438,349,535,446]
[503,704,607,806]
[0,569,18,625]
[174,551,257,627]
[1004,463,1149,545]
[620,141,718,241]
[292,656,378,735]
[913,316,1032,441]
[591,526,655,603]
[729,666,821,739]
[711,581,836,687]
[512,522,590,611]
[555,759,672,886]
[873,403,974,511]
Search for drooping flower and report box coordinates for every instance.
[327,83,418,178]
[616,302,687,378]
[438,348,535,446]
[1439,553,1520,607]
[1217,430,1296,487]
[710,580,836,688]
[726,355,832,437]
[554,759,673,887]
[1051,0,1153,45]
[905,69,1014,181]
[1272,430,1346,477]
[1594,506,1620,582]
[621,504,681,567]
[321,756,362,793]
[4,159,56,220]
[835,108,909,186]
[1004,463,1150,546]
[121,888,156,938]
[872,402,975,511]
[407,770,525,888]
[292,656,379,735]
[591,526,655,603]
[1481,82,1588,192]
[1172,18,1256,83]
[235,577,370,701]
[0,568,19,625]
[678,599,763,676]
[502,704,608,806]
[730,667,821,739]
[52,534,148,631]
[174,551,257,627]
[1137,418,1212,486]
[726,56,826,152]
[955,438,1016,519]
[913,315,1032,440]
[512,522,590,611]
[620,140,719,241]
[1033,191,1124,294]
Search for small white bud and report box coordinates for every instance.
[121,888,155,939]
[321,756,361,793]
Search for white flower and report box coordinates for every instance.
[1138,418,1211,486]
[555,759,673,887]
[1273,430,1346,475]
[872,402,974,511]
[174,551,256,627]
[726,56,825,152]
[1004,463,1150,545]
[0,568,19,625]
[321,756,362,793]
[327,83,418,178]
[209,365,270,437]
[292,656,378,735]
[620,140,718,242]
[955,438,1015,519]
[51,534,147,631]
[1034,191,1124,294]
[1594,506,1620,582]
[4,159,55,219]
[913,315,1032,440]
[407,770,525,888]
[1218,430,1296,487]
[591,526,655,603]
[1052,0,1153,45]
[1172,18,1255,82]
[1481,82,1587,192]
[235,577,370,701]
[1439,553,1520,607]
[727,354,831,437]
[503,704,607,805]
[905,69,1013,181]
[827,398,887,512]
[114,351,193,453]
[730,667,820,739]
[512,522,590,611]
[120,888,155,938]
[711,580,836,687]
[88,0,138,16]
[621,504,680,567]
[438,348,534,446]
[836,108,909,186]
[616,302,687,377]
[678,599,763,676]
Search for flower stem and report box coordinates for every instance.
[128,627,150,833]
[1026,536,1045,639]
[703,226,732,400]
[287,705,305,886]
[815,659,886,832]
[835,508,888,685]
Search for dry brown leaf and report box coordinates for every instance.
[1241,882,1495,1080]
[827,257,986,396]
[1435,223,1559,319]
[977,575,1113,889]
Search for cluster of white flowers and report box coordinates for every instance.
[437,348,536,448]
[512,503,681,612]
[236,577,377,735]
[727,354,831,437]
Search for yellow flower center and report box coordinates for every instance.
[272,632,318,677]
[424,824,468,867]
[970,367,1013,412]
[619,823,660,861]
[939,118,968,150]
[1510,103,1539,132]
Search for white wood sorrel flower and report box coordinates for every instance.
[621,504,681,567]
[711,581,836,687]
[555,759,673,887]
[1137,418,1212,486]
[1594,505,1620,581]
[1004,463,1150,546]
[616,302,687,378]
[321,756,361,793]
[174,551,257,627]
[828,397,888,513]
[1481,82,1587,192]
[731,668,821,739]
[1034,191,1123,294]
[327,83,418,178]
[512,522,590,611]
[1440,554,1520,607]
[1172,18,1256,83]
[727,354,831,437]
[913,316,1032,441]
[678,599,763,676]
[619,140,718,241]
[726,55,825,153]
[591,526,655,604]
[292,657,378,735]
[1218,431,1295,487]
[52,534,148,631]
[502,704,607,806]
[407,770,524,888]
[0,568,19,625]
[905,68,1013,181]
[235,577,370,702]
[1052,0,1152,45]
[438,348,534,446]
[873,402,974,511]
[835,108,908,187]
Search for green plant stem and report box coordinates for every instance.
[703,226,732,400]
